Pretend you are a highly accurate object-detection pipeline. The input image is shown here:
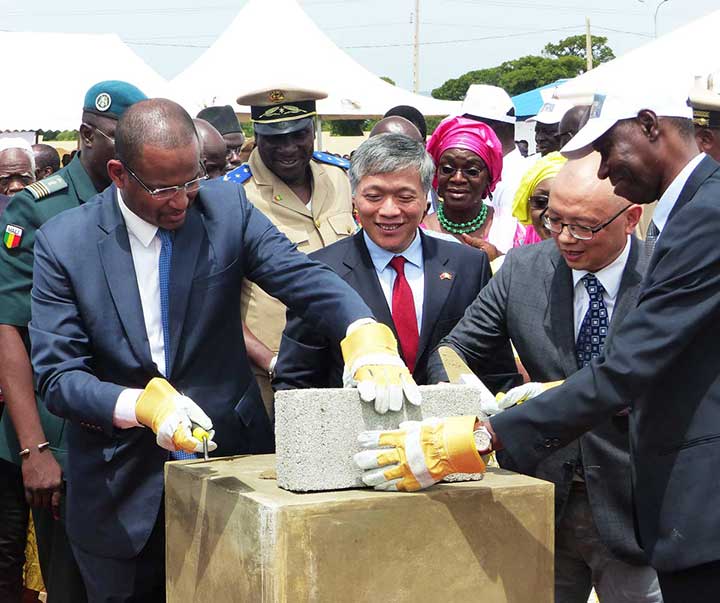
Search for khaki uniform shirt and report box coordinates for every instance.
[241,149,356,353]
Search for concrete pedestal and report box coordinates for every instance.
[165,455,554,602]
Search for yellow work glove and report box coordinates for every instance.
[495,380,564,410]
[353,415,485,491]
[135,378,218,454]
[341,321,421,414]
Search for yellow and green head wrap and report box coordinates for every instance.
[512,151,567,225]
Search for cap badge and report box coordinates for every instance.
[269,90,285,103]
[590,94,606,119]
[439,272,453,281]
[3,224,23,249]
[95,92,112,112]
[259,104,303,120]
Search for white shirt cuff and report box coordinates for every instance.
[113,389,144,429]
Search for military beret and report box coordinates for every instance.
[238,87,327,136]
[196,105,243,136]
[83,80,147,120]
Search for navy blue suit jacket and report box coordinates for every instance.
[29,179,372,558]
[492,155,720,572]
[274,230,518,390]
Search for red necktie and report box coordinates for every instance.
[389,256,419,373]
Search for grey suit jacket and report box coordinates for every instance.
[427,236,648,564]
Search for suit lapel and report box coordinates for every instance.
[417,233,454,361]
[546,250,579,377]
[96,187,155,372]
[612,236,645,332]
[167,206,205,375]
[341,233,395,335]
[666,155,719,223]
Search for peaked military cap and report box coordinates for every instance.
[238,87,327,136]
[688,75,720,129]
[196,105,243,135]
[83,80,147,120]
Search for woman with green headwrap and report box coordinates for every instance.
[511,151,567,246]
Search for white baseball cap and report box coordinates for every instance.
[461,84,516,124]
[528,99,573,125]
[562,91,694,158]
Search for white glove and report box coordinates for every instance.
[155,395,218,454]
[497,382,555,410]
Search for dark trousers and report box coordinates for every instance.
[0,459,27,603]
[658,559,720,603]
[72,506,166,603]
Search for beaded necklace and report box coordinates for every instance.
[436,201,488,234]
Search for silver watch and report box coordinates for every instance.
[473,426,493,454]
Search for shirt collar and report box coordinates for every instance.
[363,229,423,273]
[572,235,631,300]
[652,153,705,234]
[116,189,158,247]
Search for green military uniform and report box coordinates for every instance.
[0,154,99,468]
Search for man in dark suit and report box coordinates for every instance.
[275,133,516,391]
[426,153,660,602]
[28,99,419,602]
[353,90,720,602]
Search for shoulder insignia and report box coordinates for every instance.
[224,163,252,185]
[312,151,350,170]
[26,174,68,201]
[3,224,23,249]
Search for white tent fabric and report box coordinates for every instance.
[556,10,720,101]
[170,0,458,119]
[0,32,169,131]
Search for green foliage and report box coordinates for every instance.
[55,130,78,141]
[241,122,254,138]
[431,34,615,100]
[330,120,367,136]
[543,35,615,64]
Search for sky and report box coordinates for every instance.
[3,0,718,94]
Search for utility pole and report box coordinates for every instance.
[585,17,593,71]
[413,0,420,93]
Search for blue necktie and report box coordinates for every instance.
[158,229,196,461]
[575,274,608,369]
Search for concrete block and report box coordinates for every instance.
[275,384,486,492]
[165,454,554,603]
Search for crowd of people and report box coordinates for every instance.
[0,73,718,603]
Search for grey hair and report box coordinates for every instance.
[349,133,435,194]
[0,137,36,173]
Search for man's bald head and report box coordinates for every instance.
[548,152,642,273]
[558,105,591,148]
[116,98,199,167]
[369,116,423,141]
[194,118,229,179]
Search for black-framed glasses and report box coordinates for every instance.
[529,194,549,211]
[438,164,486,179]
[123,162,208,202]
[82,122,115,143]
[541,204,633,241]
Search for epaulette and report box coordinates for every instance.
[224,163,252,184]
[312,151,350,170]
[26,174,68,201]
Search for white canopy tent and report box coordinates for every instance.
[0,32,169,132]
[170,0,458,119]
[556,10,720,101]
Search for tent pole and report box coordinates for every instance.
[315,115,323,150]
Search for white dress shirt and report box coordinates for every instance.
[363,230,424,332]
[571,236,631,339]
[651,153,705,235]
[113,190,168,428]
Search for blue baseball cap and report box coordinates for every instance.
[83,80,148,120]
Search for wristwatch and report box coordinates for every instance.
[473,425,493,454]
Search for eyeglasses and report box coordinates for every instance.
[123,162,208,202]
[438,164,485,179]
[541,204,633,241]
[82,122,115,143]
[529,194,549,211]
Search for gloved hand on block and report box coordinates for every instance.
[341,321,421,414]
[495,380,564,411]
[135,378,217,454]
[353,415,485,492]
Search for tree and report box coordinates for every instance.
[543,35,615,65]
[431,35,615,100]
